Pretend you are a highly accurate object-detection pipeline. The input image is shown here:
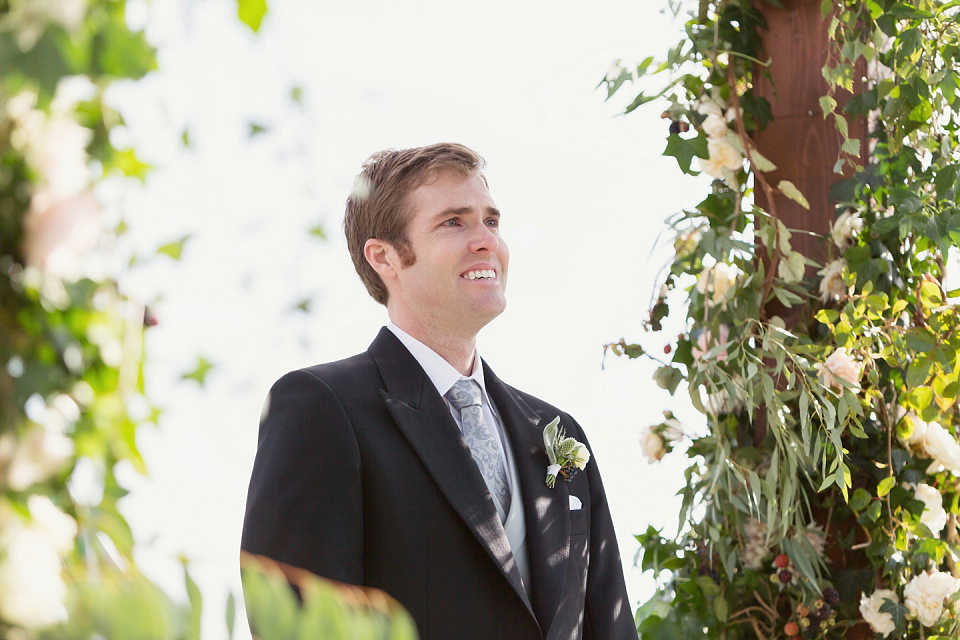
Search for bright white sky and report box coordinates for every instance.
[108,1,715,637]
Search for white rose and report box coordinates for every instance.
[818,258,847,302]
[702,112,728,138]
[23,190,102,281]
[698,137,743,179]
[920,422,960,473]
[817,347,861,391]
[571,443,591,470]
[830,210,863,249]
[915,483,947,535]
[859,589,898,637]
[639,425,666,463]
[0,526,69,628]
[742,518,770,569]
[26,495,77,554]
[25,115,92,199]
[804,523,827,556]
[696,262,740,307]
[705,376,745,415]
[696,97,724,117]
[904,570,960,627]
[6,427,74,492]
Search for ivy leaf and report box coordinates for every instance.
[181,356,215,386]
[237,0,268,32]
[877,476,896,498]
[663,133,708,175]
[778,180,810,209]
[157,235,191,260]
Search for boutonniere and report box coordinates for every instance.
[542,416,590,488]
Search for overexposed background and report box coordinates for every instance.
[108,1,712,637]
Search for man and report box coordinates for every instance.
[241,143,638,640]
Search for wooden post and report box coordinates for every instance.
[752,3,871,637]
[753,0,866,269]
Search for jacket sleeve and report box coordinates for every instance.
[240,369,364,585]
[576,425,640,640]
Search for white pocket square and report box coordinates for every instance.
[569,495,582,510]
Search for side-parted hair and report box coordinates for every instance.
[343,143,486,305]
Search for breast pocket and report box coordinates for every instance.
[569,501,589,536]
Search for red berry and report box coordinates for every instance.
[774,553,789,569]
[778,570,792,584]
[784,622,799,637]
[663,345,672,354]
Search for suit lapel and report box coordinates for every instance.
[368,329,535,618]
[483,363,570,636]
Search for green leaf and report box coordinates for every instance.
[238,0,268,32]
[713,594,729,622]
[105,148,152,182]
[157,235,191,260]
[182,560,203,640]
[905,328,937,353]
[248,121,271,137]
[877,476,896,498]
[778,180,810,209]
[308,224,327,240]
[819,95,837,117]
[181,356,215,386]
[226,592,236,640]
[663,133,708,175]
[851,488,871,511]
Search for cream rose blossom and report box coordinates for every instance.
[816,347,862,391]
[904,570,960,627]
[830,210,863,249]
[859,589,898,637]
[702,112,728,138]
[818,258,847,301]
[698,136,743,179]
[0,498,77,629]
[915,483,947,534]
[920,422,960,473]
[639,425,666,463]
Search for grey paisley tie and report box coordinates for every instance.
[445,379,511,520]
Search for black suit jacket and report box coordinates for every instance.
[241,328,638,640]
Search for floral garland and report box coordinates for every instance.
[605,1,960,638]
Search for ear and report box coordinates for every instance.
[363,238,398,281]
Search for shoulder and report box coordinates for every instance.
[272,351,380,396]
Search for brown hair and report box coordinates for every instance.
[343,143,486,305]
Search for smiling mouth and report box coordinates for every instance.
[461,269,497,280]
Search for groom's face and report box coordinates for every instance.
[387,170,509,334]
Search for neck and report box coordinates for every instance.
[389,315,478,376]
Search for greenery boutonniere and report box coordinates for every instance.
[542,416,590,488]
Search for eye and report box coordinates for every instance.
[442,218,461,227]
[485,217,500,228]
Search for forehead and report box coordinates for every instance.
[405,170,495,222]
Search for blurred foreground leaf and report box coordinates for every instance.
[240,552,419,640]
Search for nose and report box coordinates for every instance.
[469,223,499,254]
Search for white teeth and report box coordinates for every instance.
[464,270,496,280]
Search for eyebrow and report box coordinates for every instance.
[433,206,501,220]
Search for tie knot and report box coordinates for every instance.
[445,379,482,410]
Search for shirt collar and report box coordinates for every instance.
[386,322,487,398]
